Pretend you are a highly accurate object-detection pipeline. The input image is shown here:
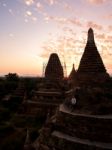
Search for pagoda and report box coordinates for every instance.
[25,53,64,117]
[68,64,77,87]
[69,64,76,80]
[77,28,110,86]
[32,29,112,150]
[45,53,64,80]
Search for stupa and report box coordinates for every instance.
[45,53,64,80]
[76,28,110,86]
[23,53,64,117]
[32,29,112,150]
[68,64,77,87]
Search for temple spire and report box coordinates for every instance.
[72,64,75,70]
[76,28,110,86]
[87,28,95,46]
[69,64,76,80]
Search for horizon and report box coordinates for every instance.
[0,0,112,76]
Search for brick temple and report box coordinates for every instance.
[72,28,110,87]
[32,28,112,150]
[69,64,77,87]
[45,53,64,80]
[22,53,65,118]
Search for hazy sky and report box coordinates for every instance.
[0,0,112,76]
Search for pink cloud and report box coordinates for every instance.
[44,15,83,27]
[45,0,58,5]
[86,0,108,5]
[86,21,103,30]
[108,25,112,31]
[96,33,105,39]
[36,2,44,11]
[24,0,34,6]
[107,35,112,41]
[69,18,83,27]
[103,14,112,20]
[63,2,72,11]
[44,15,68,24]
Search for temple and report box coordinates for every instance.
[21,53,65,118]
[45,53,64,80]
[76,28,110,86]
[68,64,77,87]
[32,28,112,150]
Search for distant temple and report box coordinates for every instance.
[68,64,77,86]
[21,53,65,118]
[73,28,110,86]
[45,53,64,80]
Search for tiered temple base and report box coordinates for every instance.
[33,104,112,150]
[76,72,110,87]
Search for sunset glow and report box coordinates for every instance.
[0,0,112,76]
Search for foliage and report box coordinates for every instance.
[5,73,19,82]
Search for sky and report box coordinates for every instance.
[0,0,112,76]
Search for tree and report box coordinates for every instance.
[5,73,19,81]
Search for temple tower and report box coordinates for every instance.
[77,28,110,86]
[45,53,64,80]
[69,64,76,80]
[68,64,77,87]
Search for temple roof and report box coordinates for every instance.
[77,28,106,73]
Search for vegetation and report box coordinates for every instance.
[0,75,46,150]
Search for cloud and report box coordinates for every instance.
[9,33,14,38]
[96,33,105,39]
[32,16,37,21]
[24,10,37,23]
[86,21,103,30]
[26,10,32,16]
[36,2,44,11]
[44,14,83,27]
[63,2,72,11]
[108,25,112,31]
[45,0,58,5]
[107,35,112,41]
[86,0,108,5]
[103,14,112,20]
[44,15,69,24]
[24,0,34,6]
[40,27,87,74]
[69,18,83,27]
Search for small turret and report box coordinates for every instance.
[69,64,76,80]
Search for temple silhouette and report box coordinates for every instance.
[45,53,64,80]
[23,28,112,150]
[69,28,110,87]
[21,53,65,117]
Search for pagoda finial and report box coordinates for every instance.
[87,28,95,43]
[73,64,75,70]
